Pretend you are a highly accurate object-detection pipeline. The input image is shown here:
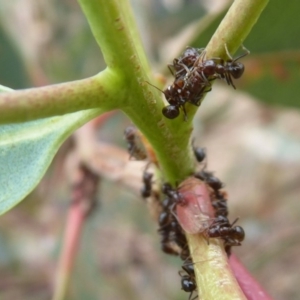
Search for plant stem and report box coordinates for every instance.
[187,234,246,300]
[77,0,150,74]
[78,0,196,183]
[186,0,269,119]
[53,165,99,300]
[53,199,86,300]
[205,0,269,58]
[186,0,269,295]
[0,70,121,124]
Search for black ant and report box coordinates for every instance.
[161,182,186,206]
[192,145,206,164]
[158,208,187,256]
[158,182,190,256]
[140,171,153,198]
[205,216,245,246]
[189,44,249,89]
[194,170,223,193]
[124,126,147,160]
[211,196,228,217]
[179,261,197,300]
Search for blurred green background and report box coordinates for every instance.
[1,0,300,299]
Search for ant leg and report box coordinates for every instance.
[225,73,236,89]
[168,64,175,76]
[188,291,195,300]
[228,74,236,89]
[191,293,198,300]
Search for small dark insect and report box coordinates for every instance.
[169,47,204,79]
[159,218,187,256]
[213,45,249,89]
[179,261,197,300]
[140,171,153,198]
[162,79,188,120]
[194,170,223,192]
[124,126,147,160]
[211,197,228,217]
[162,76,211,120]
[189,44,249,89]
[161,182,186,206]
[192,145,206,163]
[161,47,213,120]
[158,181,192,257]
[205,216,245,246]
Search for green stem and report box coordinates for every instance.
[187,234,246,300]
[186,0,269,295]
[77,0,150,74]
[78,0,196,183]
[0,69,122,124]
[205,0,269,58]
[186,0,269,119]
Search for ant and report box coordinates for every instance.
[194,170,223,193]
[189,44,249,89]
[161,182,186,206]
[162,78,190,120]
[168,47,203,79]
[140,171,153,198]
[205,216,245,246]
[211,196,228,217]
[158,182,190,256]
[179,261,197,300]
[158,205,187,256]
[162,76,211,120]
[146,78,190,120]
[192,145,206,164]
[124,126,147,160]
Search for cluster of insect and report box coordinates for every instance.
[124,127,245,299]
[160,45,249,120]
[155,148,245,299]
[123,44,248,298]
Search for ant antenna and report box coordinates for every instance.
[230,217,240,227]
[144,80,164,94]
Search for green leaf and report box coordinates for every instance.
[0,87,101,214]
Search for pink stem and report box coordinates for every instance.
[229,254,274,300]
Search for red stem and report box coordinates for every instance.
[229,254,274,300]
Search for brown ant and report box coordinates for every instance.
[124,126,147,160]
[168,47,203,79]
[162,76,211,120]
